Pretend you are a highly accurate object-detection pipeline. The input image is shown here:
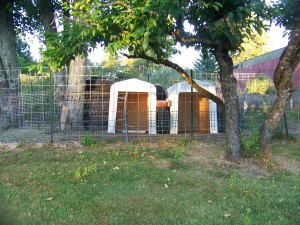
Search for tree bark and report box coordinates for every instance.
[259,2,300,155]
[39,0,86,131]
[39,0,57,35]
[66,55,86,130]
[214,49,242,162]
[38,0,67,103]
[0,0,20,132]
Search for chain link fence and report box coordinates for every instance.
[0,65,299,144]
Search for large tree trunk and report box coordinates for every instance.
[259,2,300,155]
[0,0,20,132]
[39,0,67,103]
[39,0,86,131]
[66,55,86,130]
[214,49,242,162]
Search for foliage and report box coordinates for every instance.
[193,49,218,81]
[246,75,276,94]
[193,49,218,73]
[178,137,190,147]
[0,143,299,224]
[20,73,50,85]
[42,0,270,70]
[74,164,97,182]
[241,129,260,157]
[82,133,95,146]
[231,30,271,64]
[271,0,299,31]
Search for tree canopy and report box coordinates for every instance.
[43,0,269,69]
[231,30,271,64]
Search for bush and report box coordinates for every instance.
[241,129,260,157]
[82,133,95,146]
[246,75,275,95]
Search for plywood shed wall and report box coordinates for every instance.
[167,80,218,134]
[108,78,157,134]
[83,78,114,131]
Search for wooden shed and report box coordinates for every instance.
[83,77,114,131]
[167,80,218,134]
[107,78,157,134]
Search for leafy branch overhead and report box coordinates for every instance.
[44,0,269,69]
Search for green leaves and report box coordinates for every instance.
[211,2,223,11]
[41,0,273,70]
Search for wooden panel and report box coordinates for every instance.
[178,93,210,133]
[199,97,210,133]
[116,92,148,132]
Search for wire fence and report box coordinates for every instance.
[0,65,299,144]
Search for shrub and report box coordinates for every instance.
[246,75,275,95]
[241,129,260,157]
[82,133,95,146]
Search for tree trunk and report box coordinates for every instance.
[0,0,20,132]
[38,0,67,104]
[259,2,300,155]
[214,49,242,162]
[39,0,57,35]
[66,55,86,130]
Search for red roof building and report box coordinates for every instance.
[233,47,300,89]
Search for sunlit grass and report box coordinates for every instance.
[0,141,299,225]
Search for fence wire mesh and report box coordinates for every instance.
[0,65,299,144]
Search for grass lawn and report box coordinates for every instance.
[0,139,299,225]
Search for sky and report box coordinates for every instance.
[28,24,289,69]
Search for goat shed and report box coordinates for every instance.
[108,78,157,134]
[167,80,218,134]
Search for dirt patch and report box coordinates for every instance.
[151,159,171,169]
[181,143,273,179]
[272,155,300,174]
[238,159,271,178]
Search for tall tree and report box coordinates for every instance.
[38,0,87,130]
[43,0,270,162]
[259,0,300,157]
[193,50,218,80]
[0,0,19,132]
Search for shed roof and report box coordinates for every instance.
[167,80,215,94]
[111,78,156,92]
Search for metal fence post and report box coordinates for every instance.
[124,92,129,142]
[50,71,54,143]
[190,69,194,140]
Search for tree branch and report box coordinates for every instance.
[122,52,224,108]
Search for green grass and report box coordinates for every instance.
[0,141,299,225]
[271,140,300,162]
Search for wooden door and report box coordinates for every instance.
[116,92,148,132]
[178,93,210,133]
